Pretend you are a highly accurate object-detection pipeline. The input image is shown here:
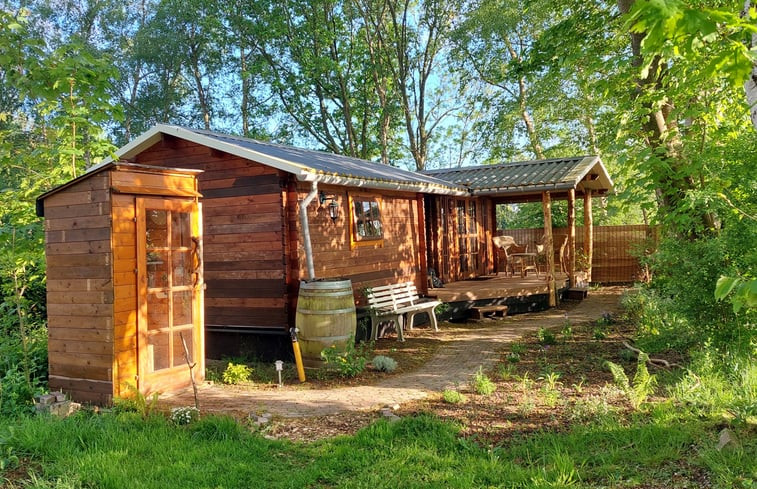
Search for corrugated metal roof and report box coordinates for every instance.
[186,128,467,191]
[96,125,467,195]
[422,156,612,195]
[78,126,610,200]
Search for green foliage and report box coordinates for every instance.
[606,352,657,411]
[473,366,496,396]
[506,352,521,363]
[187,415,246,442]
[560,324,574,342]
[498,363,516,380]
[320,336,373,378]
[371,355,397,373]
[222,363,252,385]
[112,384,160,418]
[0,326,47,416]
[536,327,557,346]
[716,276,757,313]
[441,389,467,404]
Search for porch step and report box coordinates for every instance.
[564,287,589,301]
[470,305,509,320]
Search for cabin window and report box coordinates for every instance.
[350,195,383,247]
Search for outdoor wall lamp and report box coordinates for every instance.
[319,190,340,222]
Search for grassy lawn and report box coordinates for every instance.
[2,315,755,488]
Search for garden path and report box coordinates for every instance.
[162,288,624,418]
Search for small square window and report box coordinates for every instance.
[351,195,383,243]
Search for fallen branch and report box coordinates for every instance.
[622,340,682,369]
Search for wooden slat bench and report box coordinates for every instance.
[366,282,441,342]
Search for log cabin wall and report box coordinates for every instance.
[132,138,288,332]
[111,193,137,398]
[425,196,494,283]
[44,173,114,404]
[288,182,425,306]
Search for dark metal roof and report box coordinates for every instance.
[187,128,463,190]
[422,156,613,197]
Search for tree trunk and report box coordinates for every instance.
[744,0,757,131]
[618,0,715,233]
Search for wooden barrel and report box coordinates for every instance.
[295,279,357,367]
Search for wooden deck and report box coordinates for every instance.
[428,272,569,303]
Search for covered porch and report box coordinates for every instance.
[422,156,613,308]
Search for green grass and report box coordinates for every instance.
[2,406,754,488]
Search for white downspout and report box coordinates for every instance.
[299,181,319,281]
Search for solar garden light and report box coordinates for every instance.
[275,360,284,387]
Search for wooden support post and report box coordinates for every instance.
[568,188,576,288]
[583,189,593,283]
[490,200,498,274]
[416,194,429,294]
[541,191,556,307]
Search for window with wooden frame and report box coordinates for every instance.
[349,194,383,248]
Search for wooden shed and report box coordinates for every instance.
[36,162,205,403]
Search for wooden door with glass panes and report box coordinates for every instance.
[136,197,203,394]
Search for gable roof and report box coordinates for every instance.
[56,126,612,204]
[94,124,468,196]
[423,156,613,200]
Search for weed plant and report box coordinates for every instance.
[441,389,467,404]
[473,367,496,395]
[112,384,161,417]
[536,327,557,346]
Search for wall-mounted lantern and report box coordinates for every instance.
[319,191,340,222]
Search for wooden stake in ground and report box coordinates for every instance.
[179,332,200,410]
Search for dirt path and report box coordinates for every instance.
[163,288,625,418]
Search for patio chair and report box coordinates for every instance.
[492,235,517,275]
[534,235,569,275]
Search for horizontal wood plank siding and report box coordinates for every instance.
[135,139,287,330]
[290,183,423,306]
[111,193,137,397]
[44,174,114,400]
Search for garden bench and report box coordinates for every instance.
[366,281,441,342]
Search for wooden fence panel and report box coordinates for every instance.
[497,224,650,283]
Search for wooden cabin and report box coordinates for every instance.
[38,125,613,401]
[36,163,205,403]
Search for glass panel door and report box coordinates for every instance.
[137,197,201,393]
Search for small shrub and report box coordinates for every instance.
[537,327,557,346]
[473,367,496,395]
[170,406,200,425]
[320,336,373,378]
[506,352,520,363]
[511,343,526,355]
[371,355,397,373]
[222,362,252,385]
[442,389,467,404]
